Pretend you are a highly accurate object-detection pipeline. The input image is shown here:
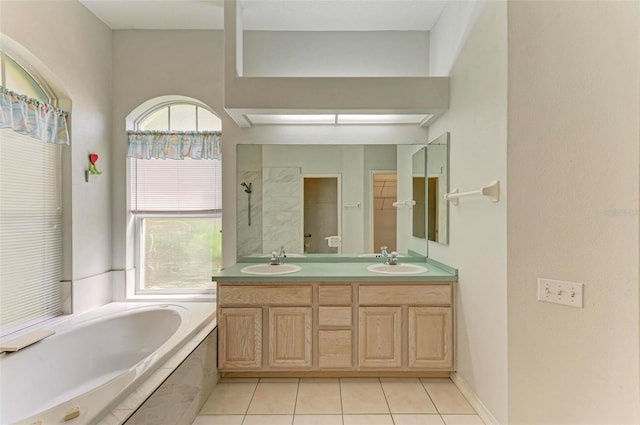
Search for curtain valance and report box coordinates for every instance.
[127,131,222,160]
[0,86,69,145]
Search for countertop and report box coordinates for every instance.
[213,258,457,283]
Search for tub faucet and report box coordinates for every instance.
[380,246,388,257]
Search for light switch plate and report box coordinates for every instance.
[537,278,583,308]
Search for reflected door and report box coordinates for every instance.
[372,173,397,252]
[303,177,339,253]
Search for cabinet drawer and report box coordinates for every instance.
[219,285,312,306]
[319,285,352,305]
[359,285,451,306]
[319,330,352,368]
[319,307,352,327]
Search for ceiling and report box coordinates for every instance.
[79,0,447,31]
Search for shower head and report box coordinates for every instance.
[241,182,252,194]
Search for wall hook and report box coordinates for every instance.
[85,153,103,182]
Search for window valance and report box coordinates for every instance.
[127,130,222,160]
[0,86,69,145]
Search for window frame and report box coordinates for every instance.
[128,100,221,298]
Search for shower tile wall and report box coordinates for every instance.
[237,171,262,257]
[262,167,302,254]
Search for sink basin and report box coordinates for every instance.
[367,263,428,275]
[241,264,302,275]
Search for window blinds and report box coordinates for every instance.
[0,128,63,335]
[130,157,222,212]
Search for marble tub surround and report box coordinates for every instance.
[98,320,218,425]
[192,378,484,425]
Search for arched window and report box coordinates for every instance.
[128,100,221,294]
[0,50,64,334]
[1,51,51,103]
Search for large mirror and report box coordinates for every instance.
[426,132,450,244]
[237,144,407,257]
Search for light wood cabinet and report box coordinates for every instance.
[408,307,452,369]
[217,281,453,374]
[318,330,352,368]
[358,307,402,368]
[358,284,454,371]
[218,308,262,369]
[269,307,312,368]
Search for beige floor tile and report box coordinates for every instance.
[343,414,394,425]
[192,415,245,425]
[341,382,389,414]
[242,415,294,425]
[247,382,299,414]
[422,383,476,414]
[393,414,446,425]
[219,377,260,383]
[420,378,452,384]
[295,382,342,414]
[379,377,421,382]
[200,383,257,415]
[292,415,343,425]
[260,377,300,383]
[381,382,438,414]
[340,377,380,383]
[441,414,485,425]
[299,377,339,383]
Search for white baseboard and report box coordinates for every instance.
[450,371,500,425]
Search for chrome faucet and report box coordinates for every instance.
[386,251,399,266]
[278,246,286,262]
[380,246,388,257]
[269,251,280,265]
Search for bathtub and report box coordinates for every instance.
[0,302,216,425]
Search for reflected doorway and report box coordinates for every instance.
[303,176,340,253]
[372,172,397,252]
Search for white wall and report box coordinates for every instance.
[507,2,640,423]
[429,0,485,77]
[1,1,113,290]
[244,31,429,77]
[427,2,508,422]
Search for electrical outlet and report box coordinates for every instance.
[537,278,583,308]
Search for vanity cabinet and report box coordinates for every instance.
[218,285,312,370]
[358,284,453,371]
[217,281,453,374]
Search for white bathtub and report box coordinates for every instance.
[0,302,216,425]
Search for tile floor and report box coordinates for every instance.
[192,377,484,425]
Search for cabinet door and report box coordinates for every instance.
[269,307,312,368]
[219,308,262,369]
[408,307,452,369]
[358,307,402,368]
